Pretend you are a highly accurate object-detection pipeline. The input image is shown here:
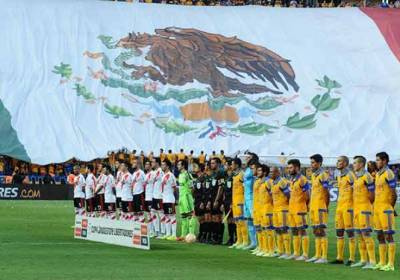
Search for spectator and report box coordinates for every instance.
[114,0,397,7]
[12,167,25,184]
[42,170,56,184]
[367,160,378,178]
[0,157,5,176]
[39,165,46,176]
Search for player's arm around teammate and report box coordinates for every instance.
[203,164,214,244]
[331,156,357,266]
[192,161,207,243]
[351,156,376,269]
[177,160,196,240]
[210,157,225,245]
[160,159,177,240]
[73,165,86,216]
[229,158,248,249]
[243,153,259,250]
[120,162,133,220]
[287,159,310,261]
[143,160,156,236]
[85,164,97,217]
[253,164,272,257]
[270,167,291,259]
[260,167,275,257]
[131,159,146,223]
[103,165,117,220]
[373,152,397,271]
[222,163,236,246]
[306,154,330,264]
[252,165,263,255]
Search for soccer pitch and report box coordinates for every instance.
[0,201,399,280]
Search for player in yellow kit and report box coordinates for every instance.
[253,164,274,257]
[374,152,397,271]
[287,159,310,261]
[306,154,330,264]
[270,167,291,259]
[331,156,356,266]
[260,166,275,257]
[229,157,249,249]
[351,155,376,269]
[251,164,263,256]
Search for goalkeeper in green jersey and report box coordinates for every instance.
[177,159,196,241]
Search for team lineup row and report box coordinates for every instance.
[72,151,397,272]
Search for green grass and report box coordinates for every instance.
[0,201,399,280]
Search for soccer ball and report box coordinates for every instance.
[185,233,196,243]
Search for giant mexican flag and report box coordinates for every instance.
[0,0,399,164]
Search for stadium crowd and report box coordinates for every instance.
[70,151,398,271]
[113,0,400,8]
[1,149,400,184]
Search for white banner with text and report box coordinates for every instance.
[74,215,150,250]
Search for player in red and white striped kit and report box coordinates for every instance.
[103,165,116,220]
[95,165,106,218]
[115,163,123,219]
[85,164,97,217]
[120,162,133,220]
[131,158,146,223]
[160,159,177,240]
[73,165,86,216]
[152,158,164,237]
[144,159,155,236]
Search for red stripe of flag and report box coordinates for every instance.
[360,8,400,63]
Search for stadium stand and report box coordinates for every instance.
[112,0,400,8]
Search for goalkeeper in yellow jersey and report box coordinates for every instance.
[270,166,291,259]
[306,154,330,264]
[287,159,310,261]
[229,157,248,249]
[331,156,356,266]
[374,152,397,272]
[351,155,376,269]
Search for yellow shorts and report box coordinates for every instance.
[335,206,354,231]
[310,207,328,228]
[354,205,373,233]
[261,212,274,230]
[253,210,262,226]
[273,209,289,230]
[232,203,244,219]
[374,204,396,234]
[288,209,308,229]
